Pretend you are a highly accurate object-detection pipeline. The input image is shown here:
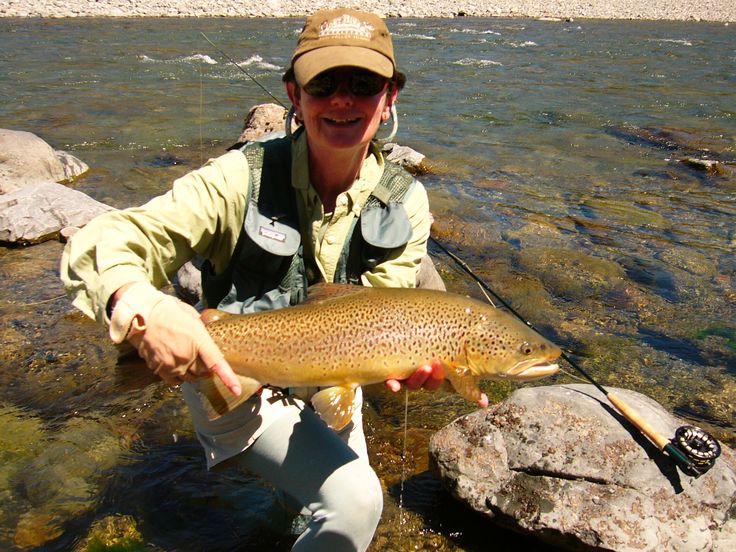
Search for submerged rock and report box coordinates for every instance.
[429,384,736,551]
[14,417,124,548]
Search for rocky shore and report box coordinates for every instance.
[0,0,734,22]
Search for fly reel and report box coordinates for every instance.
[672,425,721,476]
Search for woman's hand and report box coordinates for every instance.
[385,359,445,393]
[385,359,489,407]
[110,283,241,395]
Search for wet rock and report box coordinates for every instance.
[14,511,63,549]
[415,254,446,291]
[74,514,147,552]
[14,417,124,548]
[172,255,205,306]
[0,129,88,194]
[679,157,733,176]
[54,150,90,182]
[607,125,736,162]
[580,197,670,229]
[149,152,188,168]
[236,102,290,143]
[381,142,430,175]
[0,181,115,245]
[516,246,627,304]
[430,384,736,551]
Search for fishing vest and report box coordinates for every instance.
[200,134,416,314]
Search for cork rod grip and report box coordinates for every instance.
[607,392,670,450]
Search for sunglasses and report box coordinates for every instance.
[302,70,389,98]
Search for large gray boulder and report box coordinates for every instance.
[0,129,88,194]
[0,181,114,244]
[430,384,736,551]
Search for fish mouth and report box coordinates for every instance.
[506,359,560,380]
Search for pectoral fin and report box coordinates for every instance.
[445,363,485,405]
[311,385,356,432]
[193,374,263,420]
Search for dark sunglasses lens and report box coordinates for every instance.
[351,73,388,96]
[303,74,336,97]
[303,72,388,97]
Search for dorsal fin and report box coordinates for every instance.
[302,283,367,306]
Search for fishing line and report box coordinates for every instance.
[2,294,67,307]
[430,234,721,477]
[199,58,204,166]
[475,281,497,307]
[399,388,409,527]
[200,32,286,108]
[194,35,721,478]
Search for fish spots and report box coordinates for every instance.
[202,286,560,392]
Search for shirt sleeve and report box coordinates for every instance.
[360,179,431,289]
[60,150,250,324]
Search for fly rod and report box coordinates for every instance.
[429,235,721,478]
[200,32,287,109]
[199,32,721,478]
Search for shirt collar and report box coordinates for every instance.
[291,132,386,210]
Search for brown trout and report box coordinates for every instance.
[194,284,561,430]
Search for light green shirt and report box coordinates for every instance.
[61,132,431,324]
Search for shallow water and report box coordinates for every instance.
[0,16,734,551]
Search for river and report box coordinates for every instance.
[0,16,734,551]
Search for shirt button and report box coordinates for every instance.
[326,235,336,245]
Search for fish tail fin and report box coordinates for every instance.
[445,363,484,404]
[311,385,357,432]
[192,374,263,420]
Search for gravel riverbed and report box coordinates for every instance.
[1,0,734,21]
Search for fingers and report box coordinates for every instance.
[208,358,242,396]
[385,360,446,393]
[406,361,444,390]
[405,364,433,389]
[384,378,402,393]
[123,294,241,396]
[195,326,242,396]
[477,392,489,408]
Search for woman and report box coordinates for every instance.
[61,8,443,551]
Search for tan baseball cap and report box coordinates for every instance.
[290,8,404,87]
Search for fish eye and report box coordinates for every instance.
[519,342,533,355]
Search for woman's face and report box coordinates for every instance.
[286,68,398,154]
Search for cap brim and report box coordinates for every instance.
[293,46,394,87]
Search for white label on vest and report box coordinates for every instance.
[259,225,287,242]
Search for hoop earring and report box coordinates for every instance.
[285,106,296,138]
[375,104,398,142]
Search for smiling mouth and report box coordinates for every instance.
[324,116,361,125]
